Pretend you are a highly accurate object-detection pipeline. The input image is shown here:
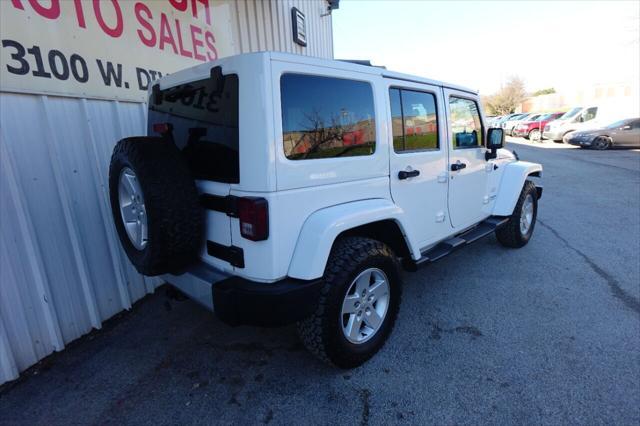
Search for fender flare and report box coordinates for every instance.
[492,161,543,216]
[287,199,418,280]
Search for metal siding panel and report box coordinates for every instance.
[234,0,249,53]
[255,0,266,51]
[40,97,102,330]
[270,0,283,51]
[0,313,19,383]
[0,93,153,384]
[246,0,259,51]
[263,0,275,51]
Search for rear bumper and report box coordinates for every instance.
[212,276,323,327]
[542,130,563,141]
[164,264,323,327]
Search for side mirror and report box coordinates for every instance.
[486,128,504,160]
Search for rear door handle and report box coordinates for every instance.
[450,161,467,171]
[398,169,420,180]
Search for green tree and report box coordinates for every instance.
[531,87,556,97]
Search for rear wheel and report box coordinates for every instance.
[496,181,538,248]
[297,237,402,368]
[593,136,611,150]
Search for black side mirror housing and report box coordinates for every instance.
[486,128,504,160]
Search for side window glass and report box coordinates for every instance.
[582,107,597,121]
[449,97,483,148]
[389,88,405,151]
[281,74,376,160]
[389,88,439,153]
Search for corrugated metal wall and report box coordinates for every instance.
[0,0,333,385]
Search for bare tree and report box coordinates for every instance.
[290,109,363,159]
[483,76,527,115]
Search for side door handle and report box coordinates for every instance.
[398,169,420,180]
[450,161,467,171]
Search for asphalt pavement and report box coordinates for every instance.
[1,138,639,425]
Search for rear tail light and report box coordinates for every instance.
[237,197,269,241]
[152,122,172,134]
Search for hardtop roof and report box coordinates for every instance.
[155,51,479,96]
[268,51,479,95]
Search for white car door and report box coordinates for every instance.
[387,81,451,249]
[444,89,491,229]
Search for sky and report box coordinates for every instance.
[333,1,640,95]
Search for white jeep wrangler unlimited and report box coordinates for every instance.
[109,52,542,368]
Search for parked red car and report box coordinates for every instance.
[513,112,564,141]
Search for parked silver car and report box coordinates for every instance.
[501,113,530,135]
[563,118,640,149]
[504,113,542,136]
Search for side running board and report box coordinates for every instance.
[405,216,509,270]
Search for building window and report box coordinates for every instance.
[390,88,439,152]
[449,97,483,148]
[281,74,376,160]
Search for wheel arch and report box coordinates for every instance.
[287,199,418,280]
[492,161,543,216]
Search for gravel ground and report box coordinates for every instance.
[1,139,639,425]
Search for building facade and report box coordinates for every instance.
[0,0,336,385]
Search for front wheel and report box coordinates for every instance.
[496,181,538,248]
[593,136,611,150]
[529,129,541,142]
[297,237,402,368]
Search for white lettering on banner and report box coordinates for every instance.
[0,0,235,102]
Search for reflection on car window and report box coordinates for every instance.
[281,74,376,160]
[390,88,439,152]
[450,97,483,148]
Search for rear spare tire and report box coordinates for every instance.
[109,137,203,276]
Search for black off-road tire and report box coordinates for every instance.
[496,180,538,248]
[109,137,203,276]
[297,237,402,369]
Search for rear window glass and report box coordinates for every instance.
[148,74,239,183]
[280,74,376,160]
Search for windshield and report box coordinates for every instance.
[528,115,540,121]
[537,113,551,121]
[559,107,582,120]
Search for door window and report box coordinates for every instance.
[449,97,483,148]
[389,88,439,152]
[280,74,376,160]
[580,107,598,122]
